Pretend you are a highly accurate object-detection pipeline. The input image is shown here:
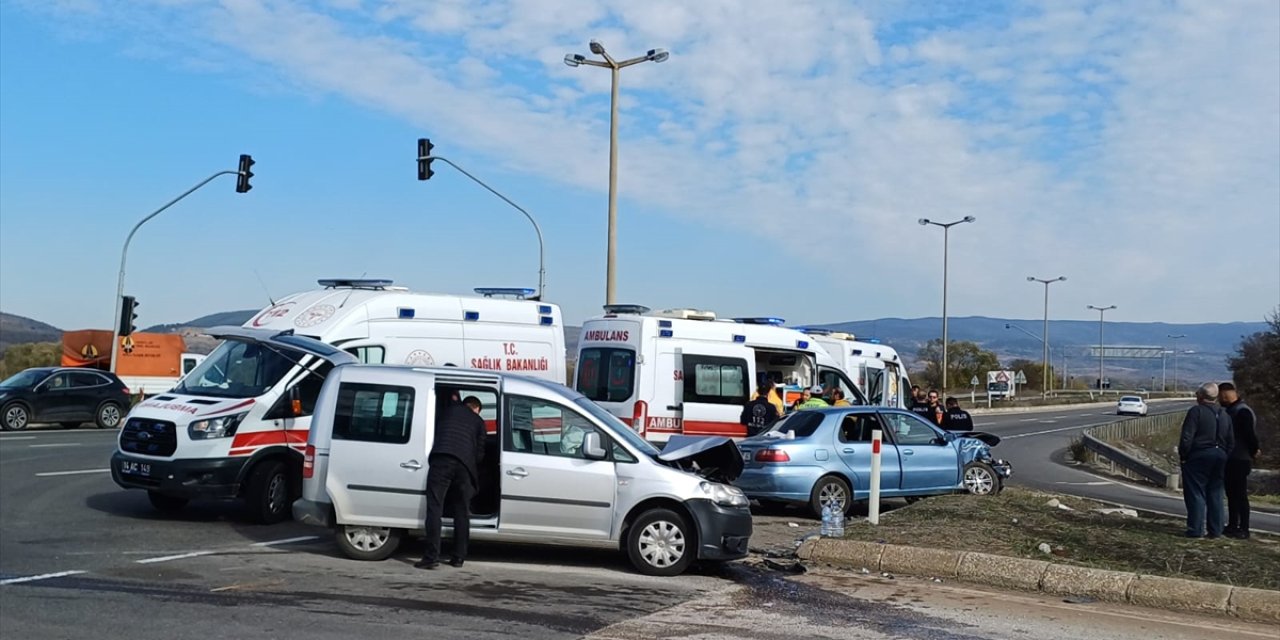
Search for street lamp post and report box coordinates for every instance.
[1087,304,1116,393]
[565,41,669,305]
[1027,275,1066,397]
[918,216,976,391]
[1167,334,1186,393]
[110,159,253,372]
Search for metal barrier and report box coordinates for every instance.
[1079,413,1182,489]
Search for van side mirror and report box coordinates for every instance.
[582,431,608,460]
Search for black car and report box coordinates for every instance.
[0,367,131,430]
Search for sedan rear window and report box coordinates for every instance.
[1120,396,1142,402]
[766,411,825,438]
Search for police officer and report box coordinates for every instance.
[941,397,975,431]
[740,383,781,436]
[417,395,486,569]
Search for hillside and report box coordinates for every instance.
[144,310,258,333]
[0,312,61,356]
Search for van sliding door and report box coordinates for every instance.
[675,345,753,438]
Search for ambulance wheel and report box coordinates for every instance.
[626,508,694,577]
[95,402,123,429]
[148,491,189,512]
[963,462,1000,496]
[809,475,851,518]
[245,460,292,524]
[335,525,402,561]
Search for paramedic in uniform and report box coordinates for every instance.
[417,395,486,570]
[740,383,781,436]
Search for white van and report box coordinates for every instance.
[111,279,566,524]
[573,306,867,444]
[801,330,911,409]
[287,335,752,577]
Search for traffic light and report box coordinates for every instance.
[236,154,255,193]
[119,295,139,337]
[417,138,435,180]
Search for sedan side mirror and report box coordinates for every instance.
[582,431,608,460]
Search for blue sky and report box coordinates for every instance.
[1,0,1277,334]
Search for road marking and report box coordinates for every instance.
[1054,481,1112,486]
[1020,418,1040,422]
[137,551,218,564]
[1004,425,1090,439]
[35,468,110,477]
[0,570,86,586]
[250,536,318,547]
[0,436,38,441]
[30,443,81,449]
[1038,420,1057,424]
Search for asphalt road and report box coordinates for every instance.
[3,425,1269,639]
[971,399,1280,534]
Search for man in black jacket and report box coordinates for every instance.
[941,397,975,432]
[740,383,780,436]
[1219,382,1260,539]
[1178,383,1234,539]
[417,395,486,569]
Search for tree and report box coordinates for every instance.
[1227,308,1279,467]
[0,342,63,379]
[915,339,1001,392]
[1007,359,1056,392]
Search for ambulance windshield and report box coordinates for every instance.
[174,340,299,399]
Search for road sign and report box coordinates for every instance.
[995,371,1010,383]
[970,375,979,386]
[1015,370,1028,384]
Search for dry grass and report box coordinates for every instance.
[841,488,1280,590]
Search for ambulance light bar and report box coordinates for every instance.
[799,328,831,336]
[734,317,785,325]
[603,304,651,315]
[653,308,717,321]
[318,278,394,289]
[475,287,536,299]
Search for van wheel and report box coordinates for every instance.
[95,402,123,429]
[626,508,694,577]
[809,475,852,518]
[963,462,1000,496]
[245,460,292,524]
[335,525,402,561]
[148,491,189,512]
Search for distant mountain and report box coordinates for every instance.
[144,310,258,333]
[807,316,1267,385]
[0,312,62,355]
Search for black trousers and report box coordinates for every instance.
[422,455,474,563]
[1225,459,1252,532]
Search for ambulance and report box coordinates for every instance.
[573,305,867,444]
[799,330,911,409]
[111,279,565,523]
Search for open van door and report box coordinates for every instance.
[675,345,753,438]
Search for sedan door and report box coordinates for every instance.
[879,411,960,492]
[833,411,903,498]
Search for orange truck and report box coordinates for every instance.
[61,330,205,396]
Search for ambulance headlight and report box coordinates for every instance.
[698,481,749,508]
[188,412,249,440]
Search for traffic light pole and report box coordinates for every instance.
[110,169,241,372]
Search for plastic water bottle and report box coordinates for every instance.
[821,505,833,537]
[833,508,845,537]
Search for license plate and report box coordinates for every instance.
[120,460,151,477]
[742,451,752,462]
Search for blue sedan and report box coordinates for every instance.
[734,407,1012,517]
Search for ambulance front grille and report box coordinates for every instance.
[119,418,178,457]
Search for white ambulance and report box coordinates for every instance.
[111,279,565,523]
[573,306,867,444]
[800,330,911,409]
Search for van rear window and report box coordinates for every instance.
[577,348,636,403]
[333,383,415,444]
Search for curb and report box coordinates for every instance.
[797,538,1280,625]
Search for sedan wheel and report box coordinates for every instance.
[2,404,29,431]
[964,462,998,496]
[809,475,852,518]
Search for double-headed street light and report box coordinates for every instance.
[918,216,976,391]
[565,40,669,305]
[1027,276,1067,397]
[1087,304,1117,393]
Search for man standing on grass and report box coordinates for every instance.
[1178,383,1234,539]
[1219,382,1260,539]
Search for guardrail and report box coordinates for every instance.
[1079,412,1182,489]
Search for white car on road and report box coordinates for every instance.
[1116,396,1148,416]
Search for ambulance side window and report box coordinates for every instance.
[344,346,385,364]
[683,356,748,405]
[576,348,635,402]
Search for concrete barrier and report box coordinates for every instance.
[1228,586,1280,624]
[880,545,962,578]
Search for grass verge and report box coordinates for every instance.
[841,488,1279,590]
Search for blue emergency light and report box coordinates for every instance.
[796,340,809,349]
[852,349,864,356]
[474,287,535,299]
[538,305,552,315]
[733,335,746,343]
[398,308,416,319]
[659,329,674,338]
[734,317,786,325]
[658,320,672,328]
[464,311,480,321]
[603,304,651,315]
[539,316,554,326]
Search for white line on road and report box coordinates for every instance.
[30,443,81,449]
[0,570,87,586]
[35,468,110,477]
[1020,418,1040,422]
[0,436,38,441]
[1054,481,1112,486]
[1038,420,1057,424]
[1004,425,1090,439]
[137,551,218,564]
[250,536,319,547]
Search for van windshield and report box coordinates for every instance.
[574,397,660,458]
[173,340,299,399]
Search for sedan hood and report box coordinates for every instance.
[657,435,744,482]
[955,431,1001,447]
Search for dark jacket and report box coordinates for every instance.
[430,402,486,484]
[910,400,940,424]
[1178,403,1234,462]
[1224,400,1260,462]
[740,397,780,435]
[942,408,975,432]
